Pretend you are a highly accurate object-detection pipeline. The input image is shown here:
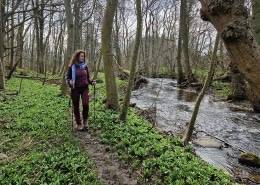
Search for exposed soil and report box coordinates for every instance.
[74,129,140,185]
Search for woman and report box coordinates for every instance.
[66,50,96,131]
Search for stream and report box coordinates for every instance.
[131,78,260,184]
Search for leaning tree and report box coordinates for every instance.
[199,0,260,112]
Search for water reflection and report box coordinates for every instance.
[176,89,198,102]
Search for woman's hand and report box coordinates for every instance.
[69,80,75,89]
[92,80,96,86]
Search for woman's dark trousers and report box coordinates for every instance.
[71,87,89,125]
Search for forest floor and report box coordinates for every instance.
[0,74,234,184]
[75,130,139,185]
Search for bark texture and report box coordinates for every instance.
[199,0,260,112]
[60,0,74,96]
[181,0,194,82]
[101,0,119,110]
[252,0,260,43]
[0,0,5,90]
[228,63,246,100]
[176,1,185,84]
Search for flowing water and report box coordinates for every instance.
[131,78,260,183]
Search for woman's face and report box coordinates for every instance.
[79,52,85,62]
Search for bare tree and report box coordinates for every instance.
[183,33,220,145]
[119,0,142,122]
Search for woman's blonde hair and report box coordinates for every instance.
[68,50,86,67]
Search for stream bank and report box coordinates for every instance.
[131,78,260,184]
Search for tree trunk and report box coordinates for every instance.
[219,39,225,68]
[228,63,246,100]
[52,28,63,75]
[183,33,220,145]
[93,53,102,80]
[181,0,194,82]
[7,19,25,80]
[30,29,35,71]
[73,0,81,50]
[252,0,260,44]
[144,11,150,76]
[119,0,142,122]
[58,31,64,73]
[114,9,122,66]
[89,24,95,67]
[176,34,184,83]
[0,0,5,90]
[38,0,45,74]
[251,0,260,111]
[101,0,119,110]
[199,0,260,112]
[33,0,45,74]
[176,1,185,84]
[17,17,25,69]
[60,0,74,96]
[9,0,14,69]
[32,0,39,75]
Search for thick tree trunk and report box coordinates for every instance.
[181,0,194,82]
[199,0,260,112]
[33,0,45,74]
[60,0,74,96]
[73,0,81,50]
[119,0,142,122]
[101,0,119,110]
[228,63,246,100]
[251,0,260,111]
[183,34,220,145]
